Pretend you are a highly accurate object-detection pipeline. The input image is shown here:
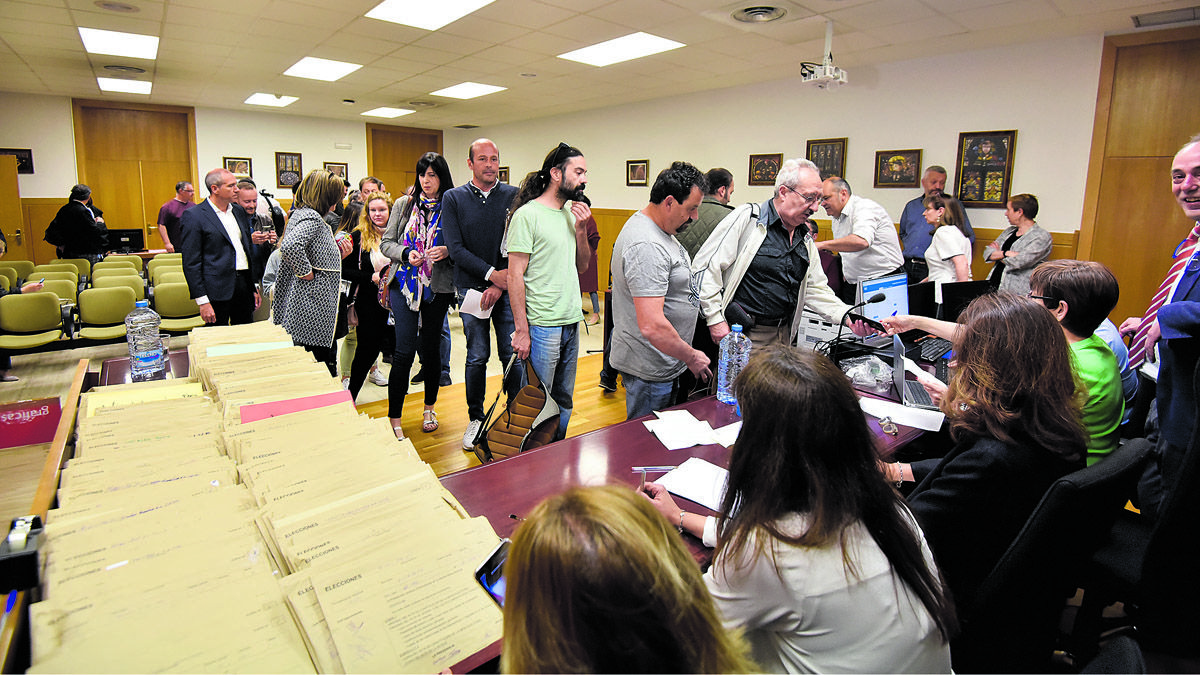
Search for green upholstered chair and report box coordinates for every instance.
[77,286,137,341]
[103,253,144,271]
[153,282,205,333]
[0,292,66,351]
[93,275,146,301]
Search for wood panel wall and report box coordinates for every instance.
[365,124,442,196]
[1078,27,1200,324]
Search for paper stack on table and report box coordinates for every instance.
[642,410,742,450]
[30,324,504,674]
[655,457,730,512]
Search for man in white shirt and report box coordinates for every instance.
[817,177,905,303]
[180,168,262,325]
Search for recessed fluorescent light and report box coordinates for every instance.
[557,32,684,67]
[96,77,151,94]
[429,82,506,99]
[361,107,415,118]
[78,27,159,59]
[284,57,362,82]
[365,0,495,31]
[244,93,298,107]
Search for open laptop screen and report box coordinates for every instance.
[859,273,909,324]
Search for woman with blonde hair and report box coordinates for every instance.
[273,169,353,374]
[502,485,754,674]
[341,192,393,400]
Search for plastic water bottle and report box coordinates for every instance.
[716,324,751,405]
[126,299,165,381]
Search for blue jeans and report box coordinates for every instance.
[621,372,678,421]
[528,323,578,440]
[461,293,524,421]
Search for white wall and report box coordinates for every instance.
[194,108,367,199]
[445,34,1104,234]
[0,92,78,198]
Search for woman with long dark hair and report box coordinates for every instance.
[379,152,455,439]
[502,485,754,674]
[920,193,971,303]
[882,292,1087,613]
[645,345,956,672]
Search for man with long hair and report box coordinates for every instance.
[506,142,593,440]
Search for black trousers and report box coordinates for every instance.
[209,270,255,326]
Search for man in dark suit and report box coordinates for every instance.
[181,168,261,325]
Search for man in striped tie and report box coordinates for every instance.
[1120,133,1200,515]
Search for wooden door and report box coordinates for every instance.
[1079,27,1200,324]
[366,124,443,197]
[0,156,32,263]
[73,100,196,250]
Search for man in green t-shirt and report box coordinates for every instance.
[507,143,593,440]
[1029,260,1124,465]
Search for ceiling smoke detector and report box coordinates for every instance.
[731,6,786,24]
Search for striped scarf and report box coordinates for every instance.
[398,195,442,311]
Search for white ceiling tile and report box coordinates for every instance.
[865,15,969,44]
[588,0,692,28]
[920,0,1009,11]
[826,0,939,31]
[502,30,582,56]
[540,13,630,43]
[1,1,72,24]
[344,17,428,43]
[950,0,1062,30]
[472,0,576,29]
[437,15,529,42]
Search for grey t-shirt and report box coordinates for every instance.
[610,211,700,381]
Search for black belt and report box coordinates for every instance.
[754,315,789,327]
[905,257,926,263]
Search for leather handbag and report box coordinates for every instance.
[376,262,393,311]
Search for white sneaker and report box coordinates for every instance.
[463,418,483,450]
[341,377,350,390]
[368,368,388,386]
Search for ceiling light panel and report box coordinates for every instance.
[96,76,152,94]
[557,32,684,67]
[361,107,416,118]
[284,56,362,81]
[429,82,506,99]
[245,93,298,107]
[78,26,159,59]
[365,0,496,31]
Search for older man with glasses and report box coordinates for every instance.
[692,158,865,348]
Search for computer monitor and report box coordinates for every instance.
[858,273,909,324]
[940,280,993,322]
[107,228,145,253]
[908,281,938,319]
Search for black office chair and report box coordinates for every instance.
[1073,361,1200,662]
[1080,635,1145,674]
[950,439,1154,673]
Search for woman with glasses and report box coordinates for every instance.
[983,193,1052,294]
[379,152,455,439]
[644,345,956,673]
[919,193,971,304]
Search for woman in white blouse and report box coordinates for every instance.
[921,193,972,304]
[644,345,956,673]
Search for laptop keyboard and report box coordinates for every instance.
[918,337,953,361]
[906,380,935,407]
[933,358,951,384]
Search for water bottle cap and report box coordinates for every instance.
[135,300,149,308]
[731,324,742,333]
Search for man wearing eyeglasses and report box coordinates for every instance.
[692,158,864,347]
[1120,133,1200,516]
[817,177,905,305]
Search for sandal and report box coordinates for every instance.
[422,410,439,433]
[393,425,406,441]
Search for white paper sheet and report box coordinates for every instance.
[642,410,717,450]
[858,395,945,432]
[459,289,494,319]
[655,457,729,512]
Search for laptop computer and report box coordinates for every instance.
[892,334,939,410]
[859,274,952,362]
[940,280,993,323]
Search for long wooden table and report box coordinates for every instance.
[440,393,923,672]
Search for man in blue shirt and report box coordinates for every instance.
[897,165,975,284]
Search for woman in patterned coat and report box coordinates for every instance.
[273,169,353,374]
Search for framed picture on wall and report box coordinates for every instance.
[748,153,782,186]
[873,149,922,188]
[626,160,649,187]
[223,156,252,179]
[276,152,302,190]
[0,148,34,174]
[323,162,348,179]
[498,166,510,184]
[806,138,847,180]
[954,130,1017,208]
